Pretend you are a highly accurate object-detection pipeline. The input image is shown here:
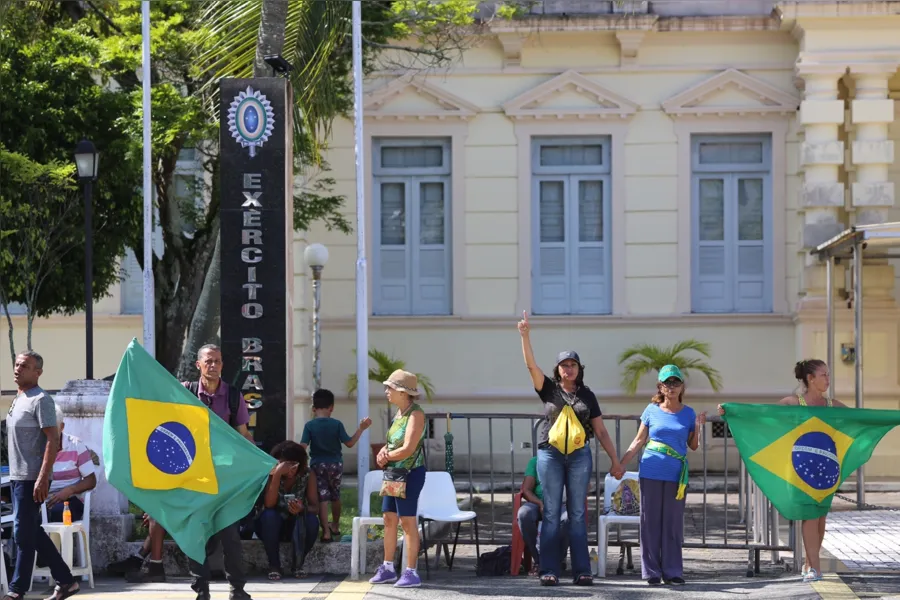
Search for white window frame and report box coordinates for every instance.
[372,137,453,316]
[690,134,773,314]
[531,136,612,315]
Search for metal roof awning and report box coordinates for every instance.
[810,222,900,260]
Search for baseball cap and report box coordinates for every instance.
[556,350,581,366]
[658,364,684,382]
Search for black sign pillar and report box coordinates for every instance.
[219,78,294,452]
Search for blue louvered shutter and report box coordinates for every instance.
[412,180,450,314]
[693,177,730,312]
[734,177,769,312]
[533,178,569,314]
[572,178,608,314]
[375,180,411,315]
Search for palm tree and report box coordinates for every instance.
[346,348,435,401]
[346,348,435,441]
[618,339,723,396]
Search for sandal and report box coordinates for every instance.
[575,574,594,586]
[802,567,822,583]
[2,593,22,600]
[540,574,558,586]
[293,568,307,579]
[329,524,341,537]
[45,582,80,600]
[267,569,282,581]
[320,533,333,543]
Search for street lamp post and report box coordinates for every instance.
[304,243,329,391]
[74,140,99,380]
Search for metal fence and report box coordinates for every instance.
[417,412,795,575]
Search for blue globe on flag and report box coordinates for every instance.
[791,431,840,490]
[147,421,196,476]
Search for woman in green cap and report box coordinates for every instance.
[619,364,706,586]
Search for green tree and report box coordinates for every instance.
[0,4,142,364]
[617,339,724,396]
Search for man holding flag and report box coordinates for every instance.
[719,358,900,584]
[104,340,276,600]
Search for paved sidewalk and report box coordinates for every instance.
[822,509,900,572]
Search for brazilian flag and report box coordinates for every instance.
[722,403,900,521]
[103,339,276,562]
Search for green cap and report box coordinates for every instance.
[658,364,684,382]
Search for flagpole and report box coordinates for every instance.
[141,0,155,357]
[352,0,369,509]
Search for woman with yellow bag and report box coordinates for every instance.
[517,312,624,587]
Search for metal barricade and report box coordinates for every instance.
[417,411,793,574]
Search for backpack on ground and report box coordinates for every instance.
[476,545,512,576]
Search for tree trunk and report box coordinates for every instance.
[253,0,289,77]
[154,221,220,373]
[176,233,222,380]
[26,312,34,351]
[3,304,15,369]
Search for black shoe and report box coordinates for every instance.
[125,560,166,583]
[648,577,662,586]
[108,554,145,576]
[195,592,211,600]
[666,577,686,586]
[229,589,253,600]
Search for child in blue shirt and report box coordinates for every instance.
[300,389,371,542]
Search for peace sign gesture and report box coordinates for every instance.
[517,311,530,337]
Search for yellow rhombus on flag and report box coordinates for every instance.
[125,398,218,495]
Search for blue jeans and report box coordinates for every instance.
[10,480,74,594]
[537,445,592,578]
[255,508,319,571]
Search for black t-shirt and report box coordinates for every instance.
[535,375,602,448]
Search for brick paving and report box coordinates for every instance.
[822,509,900,572]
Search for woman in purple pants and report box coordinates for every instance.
[619,365,706,586]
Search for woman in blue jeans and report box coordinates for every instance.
[255,441,320,580]
[518,312,624,586]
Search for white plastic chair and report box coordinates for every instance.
[350,470,388,579]
[30,491,94,590]
[417,471,479,580]
[595,472,640,577]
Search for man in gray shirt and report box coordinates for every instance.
[6,351,79,600]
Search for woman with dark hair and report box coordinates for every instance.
[718,359,845,583]
[620,365,706,586]
[254,440,320,580]
[517,312,623,587]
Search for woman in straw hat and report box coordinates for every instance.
[369,369,426,588]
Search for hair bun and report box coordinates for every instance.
[793,361,806,381]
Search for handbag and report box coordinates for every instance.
[380,446,424,499]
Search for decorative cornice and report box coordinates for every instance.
[661,68,799,118]
[364,76,479,121]
[495,32,524,68]
[615,31,646,67]
[502,70,638,121]
[487,15,780,34]
[776,1,900,20]
[319,313,795,331]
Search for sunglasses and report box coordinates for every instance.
[661,379,683,388]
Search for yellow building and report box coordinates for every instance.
[5,1,900,476]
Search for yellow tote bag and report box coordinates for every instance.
[548,404,586,455]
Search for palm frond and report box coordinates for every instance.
[617,339,722,395]
[344,347,435,401]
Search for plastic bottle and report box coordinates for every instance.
[589,548,598,573]
[63,501,72,525]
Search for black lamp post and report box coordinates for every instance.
[74,139,99,380]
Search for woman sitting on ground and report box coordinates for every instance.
[254,440,320,580]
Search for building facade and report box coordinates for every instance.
[5,1,900,476]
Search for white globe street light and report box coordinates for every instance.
[304,243,329,391]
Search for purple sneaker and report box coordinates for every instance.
[394,568,422,588]
[369,564,398,584]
